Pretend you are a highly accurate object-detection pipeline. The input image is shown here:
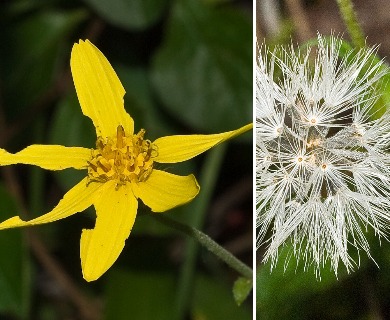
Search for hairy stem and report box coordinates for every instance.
[336,0,365,47]
[153,214,253,279]
[171,145,226,320]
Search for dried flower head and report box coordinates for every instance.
[256,35,390,275]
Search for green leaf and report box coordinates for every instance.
[49,92,95,148]
[257,246,341,320]
[49,92,95,190]
[104,269,176,320]
[192,275,252,319]
[0,9,87,119]
[151,0,252,132]
[115,65,174,140]
[233,276,252,306]
[83,0,169,30]
[0,184,27,318]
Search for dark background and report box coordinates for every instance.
[0,0,253,319]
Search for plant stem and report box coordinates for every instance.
[154,214,253,279]
[336,0,365,48]
[171,145,226,320]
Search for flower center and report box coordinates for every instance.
[307,116,319,126]
[87,125,157,188]
[275,126,283,136]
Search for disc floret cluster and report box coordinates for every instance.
[88,125,157,187]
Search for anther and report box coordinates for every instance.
[88,126,156,186]
[97,160,110,173]
[116,125,125,148]
[96,137,105,150]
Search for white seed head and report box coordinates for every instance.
[256,35,390,276]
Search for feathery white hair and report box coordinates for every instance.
[256,35,390,275]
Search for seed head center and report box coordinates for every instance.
[87,125,157,187]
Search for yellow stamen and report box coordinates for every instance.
[88,125,156,187]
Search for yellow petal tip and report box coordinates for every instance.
[82,270,99,282]
[70,38,134,137]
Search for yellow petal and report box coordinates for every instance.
[153,123,253,163]
[81,182,137,281]
[0,145,91,170]
[71,40,134,138]
[0,177,102,230]
[134,169,199,212]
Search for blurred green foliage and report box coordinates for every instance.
[257,236,390,320]
[0,0,253,319]
[0,184,28,319]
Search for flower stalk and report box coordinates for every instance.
[336,0,365,48]
[153,214,253,280]
[172,144,226,320]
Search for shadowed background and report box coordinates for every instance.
[0,0,253,319]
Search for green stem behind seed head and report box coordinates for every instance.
[336,0,365,48]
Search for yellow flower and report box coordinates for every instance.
[0,40,252,281]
